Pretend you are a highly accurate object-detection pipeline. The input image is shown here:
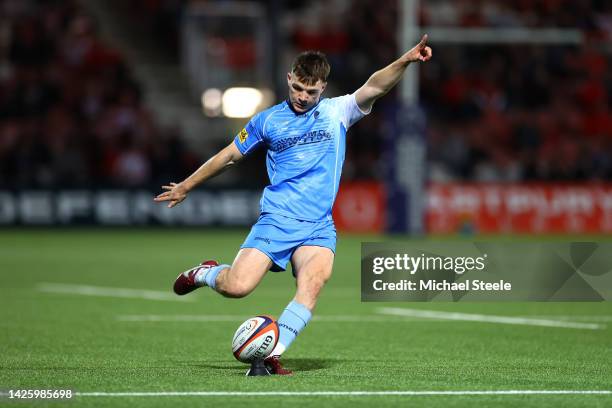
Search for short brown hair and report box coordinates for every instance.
[291,51,330,85]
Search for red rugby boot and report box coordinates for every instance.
[264,356,293,375]
[173,260,219,295]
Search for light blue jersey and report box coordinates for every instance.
[233,94,368,222]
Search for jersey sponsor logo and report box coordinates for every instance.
[272,129,332,152]
[238,128,249,143]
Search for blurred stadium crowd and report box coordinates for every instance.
[421,1,612,182]
[1,0,611,189]
[0,0,197,189]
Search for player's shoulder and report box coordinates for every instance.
[246,101,291,139]
[254,101,290,123]
[321,94,354,109]
[318,94,355,116]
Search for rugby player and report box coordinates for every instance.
[154,35,432,375]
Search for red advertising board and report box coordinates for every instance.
[333,182,386,233]
[426,184,612,234]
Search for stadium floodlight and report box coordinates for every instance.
[222,87,263,118]
[202,88,223,117]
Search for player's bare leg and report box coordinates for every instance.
[173,248,272,298]
[215,248,273,297]
[266,245,334,375]
[292,246,334,310]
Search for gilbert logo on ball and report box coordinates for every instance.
[232,315,279,363]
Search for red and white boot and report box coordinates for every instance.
[173,260,219,295]
[264,356,293,375]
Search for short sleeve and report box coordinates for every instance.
[332,93,371,130]
[233,112,265,155]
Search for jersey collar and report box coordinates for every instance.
[285,99,322,116]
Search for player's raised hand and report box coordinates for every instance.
[403,34,432,63]
[153,182,188,208]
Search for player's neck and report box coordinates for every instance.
[285,99,320,116]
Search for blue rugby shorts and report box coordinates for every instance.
[241,213,336,273]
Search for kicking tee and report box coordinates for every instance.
[233,94,369,222]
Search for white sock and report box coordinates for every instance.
[270,342,286,358]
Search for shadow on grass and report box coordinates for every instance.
[282,358,347,372]
[191,358,348,372]
[195,363,245,371]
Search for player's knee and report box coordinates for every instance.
[309,268,332,288]
[220,279,254,298]
[229,285,253,298]
[321,267,333,283]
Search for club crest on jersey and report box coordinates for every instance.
[238,128,248,143]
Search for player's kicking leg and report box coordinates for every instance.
[266,245,334,375]
[173,248,272,297]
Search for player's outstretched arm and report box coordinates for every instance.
[154,142,243,208]
[354,34,432,113]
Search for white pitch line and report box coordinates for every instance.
[115,314,430,323]
[70,390,612,397]
[377,308,605,330]
[38,283,193,302]
[530,315,612,323]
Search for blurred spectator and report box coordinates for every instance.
[0,0,196,189]
[3,0,611,187]
[422,39,612,182]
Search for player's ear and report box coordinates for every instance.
[287,72,292,86]
[321,81,327,94]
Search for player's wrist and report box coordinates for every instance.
[402,55,416,65]
[180,180,195,193]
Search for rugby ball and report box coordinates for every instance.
[232,315,279,363]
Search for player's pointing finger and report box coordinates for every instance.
[419,34,428,47]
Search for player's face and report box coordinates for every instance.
[287,73,326,113]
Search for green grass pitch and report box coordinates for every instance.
[1,229,611,407]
